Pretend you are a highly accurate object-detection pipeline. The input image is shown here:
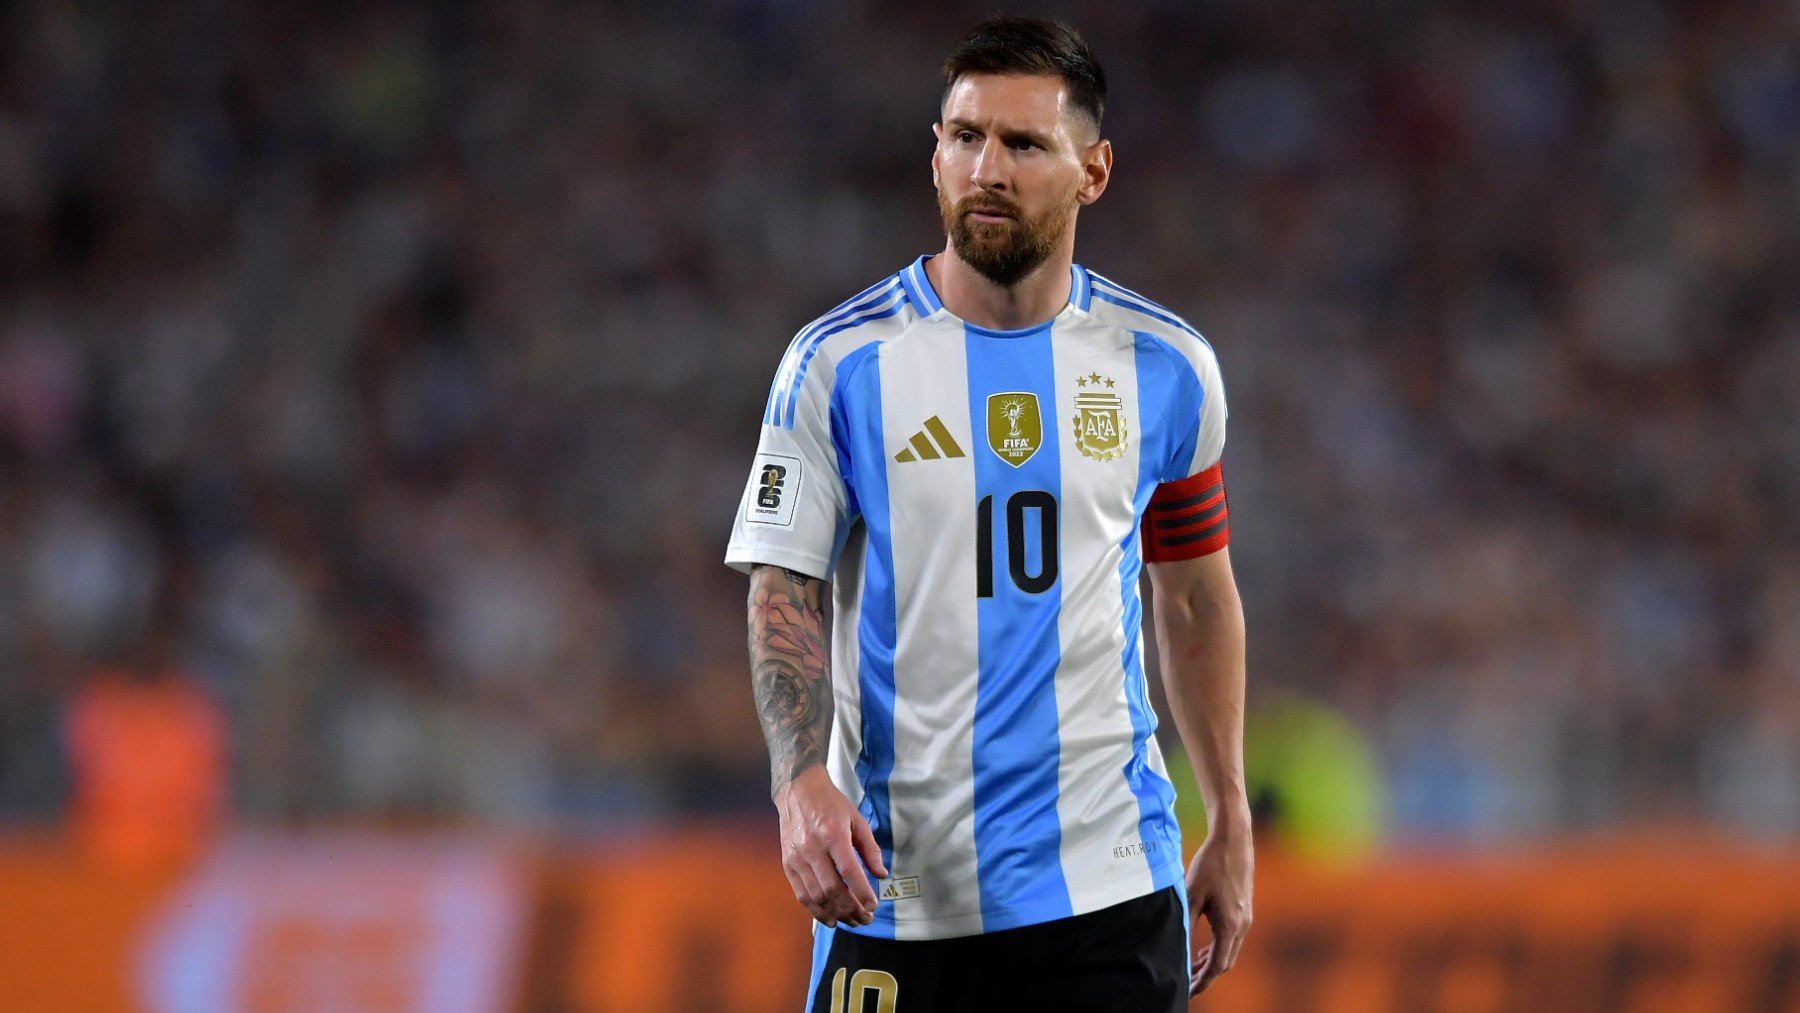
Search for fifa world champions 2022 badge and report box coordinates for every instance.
[1072,373,1128,461]
[986,392,1043,467]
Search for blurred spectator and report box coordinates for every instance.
[61,628,226,870]
[1165,694,1383,863]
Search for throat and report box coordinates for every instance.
[929,249,1073,331]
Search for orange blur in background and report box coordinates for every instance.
[2,828,1797,1012]
[62,666,226,871]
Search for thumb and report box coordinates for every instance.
[851,813,889,879]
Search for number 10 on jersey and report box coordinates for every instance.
[975,491,1059,597]
[827,968,897,1012]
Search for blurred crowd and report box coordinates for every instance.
[0,0,1795,847]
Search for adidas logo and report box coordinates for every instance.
[894,416,965,462]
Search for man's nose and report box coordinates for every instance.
[970,136,1010,190]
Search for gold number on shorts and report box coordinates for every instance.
[828,967,898,1013]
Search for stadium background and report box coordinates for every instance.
[1,0,1796,1010]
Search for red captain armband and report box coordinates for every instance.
[1143,463,1230,562]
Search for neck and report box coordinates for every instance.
[927,240,1075,331]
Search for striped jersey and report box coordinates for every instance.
[726,255,1229,940]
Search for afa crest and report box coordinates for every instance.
[1072,373,1128,461]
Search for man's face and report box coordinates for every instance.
[933,73,1109,288]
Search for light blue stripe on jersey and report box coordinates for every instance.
[1070,264,1093,311]
[1118,333,1194,891]
[1088,274,1208,343]
[781,283,907,429]
[762,276,895,426]
[767,279,905,427]
[896,260,933,316]
[964,320,1072,929]
[806,923,835,1010]
[903,256,943,315]
[1177,882,1193,989]
[1088,275,1226,399]
[830,341,898,937]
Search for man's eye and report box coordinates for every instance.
[957,131,978,144]
[1011,140,1036,151]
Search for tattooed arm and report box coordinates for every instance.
[748,565,833,790]
[747,564,888,927]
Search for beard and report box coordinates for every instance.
[938,189,1076,288]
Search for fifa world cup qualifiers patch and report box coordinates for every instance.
[746,453,801,526]
[1143,462,1229,561]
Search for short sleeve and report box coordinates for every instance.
[1144,339,1230,562]
[1171,341,1227,481]
[724,361,853,580]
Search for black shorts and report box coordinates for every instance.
[805,887,1188,1012]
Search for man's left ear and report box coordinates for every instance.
[1077,138,1112,206]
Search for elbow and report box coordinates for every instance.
[1177,586,1243,633]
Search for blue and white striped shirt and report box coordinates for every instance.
[728,255,1227,940]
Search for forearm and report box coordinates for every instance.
[1154,581,1249,834]
[746,564,834,796]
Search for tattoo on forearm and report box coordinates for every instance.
[748,565,831,794]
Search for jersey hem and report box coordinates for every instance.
[842,874,1177,941]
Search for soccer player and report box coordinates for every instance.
[726,17,1251,1011]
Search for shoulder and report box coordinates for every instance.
[1084,270,1223,384]
[764,272,923,427]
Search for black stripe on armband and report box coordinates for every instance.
[1159,518,1229,546]
[1150,482,1222,513]
[1154,499,1229,530]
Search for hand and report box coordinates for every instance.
[1186,821,1253,996]
[775,766,890,928]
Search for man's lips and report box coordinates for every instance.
[964,207,1016,223]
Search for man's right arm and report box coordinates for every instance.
[748,564,834,790]
[747,563,888,928]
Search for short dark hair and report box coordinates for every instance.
[942,17,1107,132]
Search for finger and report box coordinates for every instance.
[1194,909,1242,993]
[1189,942,1215,997]
[787,859,834,926]
[1221,912,1252,972]
[805,851,856,924]
[1195,944,1228,994]
[850,816,888,880]
[828,835,877,921]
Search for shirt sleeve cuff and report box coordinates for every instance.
[724,543,834,581]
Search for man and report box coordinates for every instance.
[726,17,1251,1011]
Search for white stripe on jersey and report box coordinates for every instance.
[1049,329,1158,912]
[827,524,867,818]
[876,326,984,938]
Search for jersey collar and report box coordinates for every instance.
[900,254,1095,325]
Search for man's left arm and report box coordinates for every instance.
[1147,545,1252,997]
